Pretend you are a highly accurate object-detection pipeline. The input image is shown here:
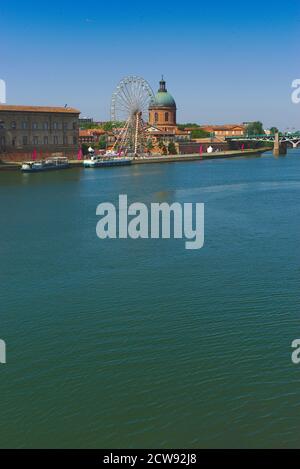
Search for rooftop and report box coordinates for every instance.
[200,124,245,131]
[79,129,106,137]
[0,105,80,114]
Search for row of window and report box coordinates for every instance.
[0,136,77,146]
[0,120,77,130]
[215,130,244,135]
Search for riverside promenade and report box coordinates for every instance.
[0,147,271,171]
[132,147,271,164]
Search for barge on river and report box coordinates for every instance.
[21,157,70,173]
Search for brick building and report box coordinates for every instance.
[79,128,106,144]
[0,105,80,161]
[200,124,245,139]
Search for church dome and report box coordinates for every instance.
[149,77,176,109]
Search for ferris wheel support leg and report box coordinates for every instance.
[134,112,139,155]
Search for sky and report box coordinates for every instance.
[0,0,299,129]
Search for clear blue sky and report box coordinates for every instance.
[1,0,299,129]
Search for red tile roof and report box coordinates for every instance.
[79,129,105,137]
[200,124,245,131]
[79,130,93,137]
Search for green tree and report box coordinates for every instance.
[101,121,125,131]
[158,140,167,155]
[190,129,210,139]
[168,141,177,154]
[146,139,154,154]
[157,139,164,149]
[81,143,89,155]
[245,121,264,136]
[269,127,279,135]
[177,123,200,130]
[97,136,106,150]
[80,123,102,130]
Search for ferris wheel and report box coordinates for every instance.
[110,76,154,156]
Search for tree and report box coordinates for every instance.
[146,139,154,154]
[168,141,177,154]
[177,123,200,130]
[245,121,264,136]
[101,121,125,132]
[269,127,279,135]
[81,143,89,155]
[157,139,164,149]
[158,139,167,155]
[190,129,210,139]
[97,136,106,150]
[80,123,102,130]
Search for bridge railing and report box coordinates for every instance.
[226,134,300,140]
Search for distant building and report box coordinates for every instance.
[0,105,80,161]
[200,124,245,139]
[79,128,106,144]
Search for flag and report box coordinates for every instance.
[77,147,83,160]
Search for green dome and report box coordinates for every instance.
[150,91,176,108]
[149,77,176,109]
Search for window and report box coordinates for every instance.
[72,122,77,130]
[63,122,68,130]
[0,120,5,129]
[22,136,28,145]
[44,136,48,145]
[22,121,27,129]
[0,136,5,145]
[53,122,58,130]
[33,136,38,145]
[11,121,16,129]
[43,122,49,130]
[53,136,58,144]
[12,137,16,146]
[165,112,169,122]
[73,136,77,145]
[154,112,158,123]
[63,136,68,144]
[32,122,38,130]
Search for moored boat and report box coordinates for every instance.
[83,154,133,168]
[21,157,70,172]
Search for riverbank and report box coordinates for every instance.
[0,147,271,171]
[132,147,271,164]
